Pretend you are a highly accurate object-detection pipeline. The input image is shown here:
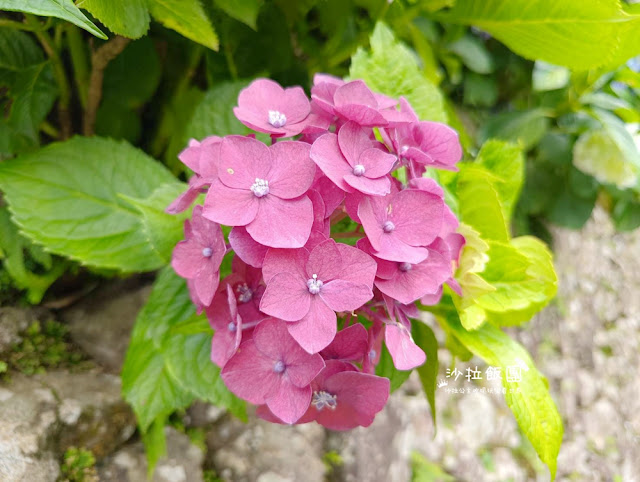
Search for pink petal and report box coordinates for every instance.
[335,104,388,127]
[334,80,377,108]
[321,279,373,312]
[259,272,310,322]
[266,382,311,424]
[268,141,315,199]
[413,121,462,167]
[285,352,325,388]
[373,233,430,264]
[221,340,280,404]
[247,195,313,248]
[344,174,391,196]
[193,267,220,306]
[229,226,268,268]
[385,323,426,370]
[357,195,388,251]
[287,297,337,354]
[336,243,377,287]
[313,175,345,217]
[171,240,204,279]
[391,189,444,247]
[218,136,272,189]
[358,147,397,178]
[310,133,352,192]
[203,179,259,226]
[261,247,308,284]
[306,238,343,281]
[337,121,375,166]
[321,323,368,361]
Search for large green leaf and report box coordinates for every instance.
[438,0,640,70]
[214,0,263,29]
[350,22,447,123]
[148,0,219,50]
[439,304,563,480]
[79,0,150,38]
[376,344,412,393]
[0,137,176,272]
[0,0,106,39]
[122,267,247,432]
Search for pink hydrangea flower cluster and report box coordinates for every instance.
[169,76,465,429]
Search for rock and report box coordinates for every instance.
[60,278,152,372]
[0,307,38,352]
[207,413,326,482]
[0,369,135,481]
[98,427,204,482]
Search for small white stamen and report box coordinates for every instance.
[202,247,213,257]
[268,110,287,128]
[353,164,366,176]
[369,349,376,361]
[307,274,323,295]
[236,283,253,303]
[382,220,396,233]
[228,322,237,332]
[312,391,337,411]
[400,145,409,154]
[274,360,286,373]
[251,178,270,197]
[399,262,412,272]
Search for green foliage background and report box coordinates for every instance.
[1,0,639,478]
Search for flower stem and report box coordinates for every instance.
[65,25,90,109]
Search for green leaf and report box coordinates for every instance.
[142,416,167,478]
[439,304,563,479]
[447,34,494,74]
[350,22,447,123]
[475,140,524,221]
[122,268,246,432]
[0,137,176,272]
[120,182,190,264]
[0,206,65,303]
[479,109,550,151]
[376,344,412,393]
[573,128,638,189]
[184,81,253,140]
[612,198,640,232]
[412,322,438,428]
[0,28,58,156]
[148,0,219,50]
[78,0,150,38]
[438,0,640,71]
[214,0,263,29]
[0,0,106,39]
[411,452,455,482]
[456,166,510,242]
[548,188,596,229]
[532,61,570,92]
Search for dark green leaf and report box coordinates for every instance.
[79,0,150,38]
[479,109,550,151]
[148,0,219,50]
[214,0,263,29]
[412,322,438,427]
[376,344,412,393]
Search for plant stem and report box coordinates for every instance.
[83,36,131,136]
[25,14,72,139]
[40,121,60,138]
[332,231,365,239]
[0,18,33,30]
[66,25,90,108]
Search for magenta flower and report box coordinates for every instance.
[167,136,222,214]
[228,226,269,268]
[311,121,396,196]
[320,323,368,363]
[362,319,384,374]
[171,205,226,306]
[385,320,426,371]
[383,99,462,170]
[358,189,444,263]
[227,257,266,324]
[303,360,390,430]
[310,73,344,116]
[207,285,243,367]
[221,318,325,424]
[259,239,376,353]
[233,78,311,137]
[357,238,452,304]
[203,136,315,248]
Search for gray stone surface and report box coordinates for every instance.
[60,279,152,372]
[98,427,204,482]
[0,307,36,353]
[0,370,134,481]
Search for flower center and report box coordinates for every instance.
[236,283,253,303]
[400,145,409,154]
[307,274,323,295]
[268,110,287,128]
[202,247,213,257]
[312,390,337,411]
[250,178,270,197]
[399,262,412,272]
[368,349,377,361]
[353,164,366,176]
[228,321,237,332]
[273,360,286,373]
[382,220,396,233]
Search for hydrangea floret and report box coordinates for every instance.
[169,75,465,429]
